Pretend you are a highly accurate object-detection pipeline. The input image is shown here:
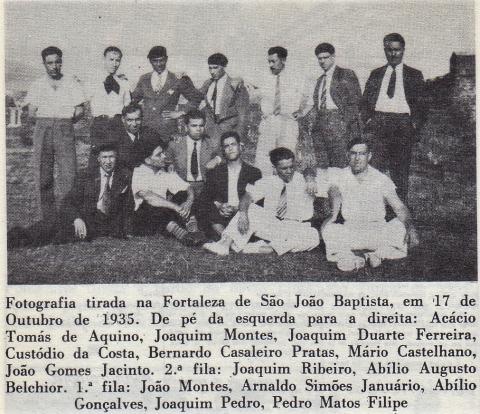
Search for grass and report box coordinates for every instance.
[6,107,477,283]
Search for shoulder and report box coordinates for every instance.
[117,166,132,180]
[242,162,261,177]
[369,66,387,77]
[138,72,152,83]
[403,64,424,78]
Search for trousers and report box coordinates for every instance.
[224,204,319,255]
[322,218,407,262]
[33,117,76,224]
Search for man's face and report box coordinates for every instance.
[150,56,168,74]
[122,110,142,135]
[316,52,335,72]
[104,51,122,75]
[348,143,371,174]
[268,53,285,75]
[98,150,117,174]
[186,118,205,140]
[209,64,225,80]
[43,53,62,79]
[384,41,404,67]
[222,136,241,161]
[148,146,167,169]
[274,158,295,183]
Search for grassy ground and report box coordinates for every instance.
[6,107,477,283]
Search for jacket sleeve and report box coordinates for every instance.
[131,75,145,103]
[360,72,375,124]
[178,76,204,109]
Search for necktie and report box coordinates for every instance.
[99,173,112,215]
[319,74,327,110]
[387,66,396,98]
[191,142,199,181]
[276,184,287,219]
[104,74,120,94]
[212,80,218,122]
[273,75,281,115]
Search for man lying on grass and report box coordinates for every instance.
[131,144,206,246]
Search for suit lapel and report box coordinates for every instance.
[160,71,176,95]
[181,137,189,178]
[219,76,233,119]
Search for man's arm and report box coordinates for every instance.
[72,104,85,123]
[178,186,195,220]
[321,185,342,233]
[136,189,181,212]
[385,191,420,248]
[237,192,254,234]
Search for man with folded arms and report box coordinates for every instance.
[203,147,320,255]
[201,131,261,238]
[321,138,419,271]
[131,144,205,246]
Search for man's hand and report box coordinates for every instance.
[237,211,249,235]
[73,218,87,240]
[219,203,237,218]
[206,156,222,170]
[162,110,184,120]
[178,201,192,220]
[405,227,420,249]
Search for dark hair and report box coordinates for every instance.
[103,46,123,58]
[347,136,372,152]
[41,46,62,61]
[220,131,241,146]
[184,109,206,124]
[122,102,143,117]
[147,46,167,59]
[314,42,335,56]
[95,143,118,155]
[268,46,288,59]
[208,53,228,66]
[383,33,405,48]
[269,147,295,166]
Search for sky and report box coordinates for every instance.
[4,0,476,93]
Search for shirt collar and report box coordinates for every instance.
[187,135,202,145]
[323,64,336,76]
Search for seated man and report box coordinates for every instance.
[203,147,320,255]
[201,131,261,238]
[8,145,130,247]
[131,144,205,246]
[164,109,221,197]
[61,144,131,242]
[321,137,419,271]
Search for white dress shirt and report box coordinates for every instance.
[86,71,131,117]
[186,136,203,182]
[246,172,314,221]
[318,64,338,110]
[96,169,113,210]
[375,63,410,114]
[207,74,228,115]
[227,163,242,207]
[132,164,189,211]
[151,70,168,92]
[26,74,86,118]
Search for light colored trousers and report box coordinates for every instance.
[224,204,319,255]
[322,218,407,262]
[33,117,77,224]
[255,114,298,176]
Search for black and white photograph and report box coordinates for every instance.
[4,0,476,283]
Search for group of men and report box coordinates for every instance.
[9,32,424,272]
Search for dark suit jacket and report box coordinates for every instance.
[132,71,203,139]
[64,166,131,238]
[313,66,362,128]
[199,75,250,142]
[165,135,218,181]
[203,161,261,204]
[107,125,163,171]
[360,64,427,131]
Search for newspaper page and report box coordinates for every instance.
[2,0,479,413]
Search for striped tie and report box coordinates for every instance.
[319,74,327,110]
[276,184,287,219]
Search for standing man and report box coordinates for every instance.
[254,46,313,176]
[199,53,250,149]
[203,147,320,256]
[132,46,203,143]
[311,43,362,168]
[165,109,220,197]
[24,46,86,224]
[321,138,419,271]
[201,131,261,238]
[86,46,131,152]
[361,33,427,201]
